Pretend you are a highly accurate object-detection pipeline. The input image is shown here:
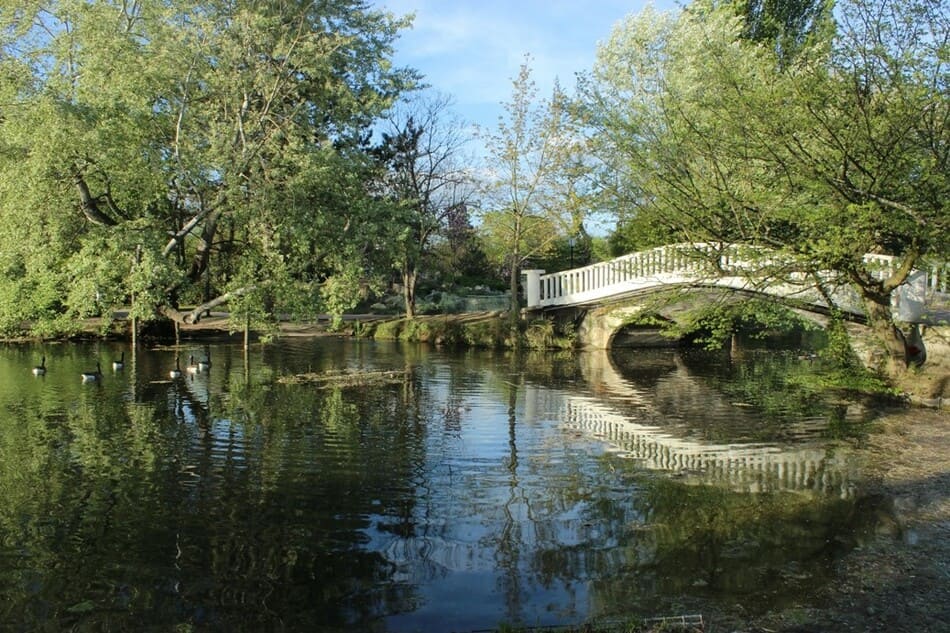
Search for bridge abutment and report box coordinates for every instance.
[576,304,647,349]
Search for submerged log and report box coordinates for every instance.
[278,368,410,387]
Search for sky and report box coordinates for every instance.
[372,0,680,134]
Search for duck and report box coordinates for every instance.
[186,355,199,374]
[197,351,211,372]
[81,361,102,382]
[169,357,182,379]
[112,351,125,371]
[32,356,47,376]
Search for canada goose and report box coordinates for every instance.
[169,357,182,378]
[32,356,46,376]
[112,351,125,371]
[197,351,211,371]
[186,355,199,374]
[81,361,102,382]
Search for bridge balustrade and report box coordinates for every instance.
[524,242,946,322]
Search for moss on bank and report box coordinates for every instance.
[353,311,576,350]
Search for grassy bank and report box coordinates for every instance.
[351,311,576,350]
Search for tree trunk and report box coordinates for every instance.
[403,266,416,319]
[189,208,221,284]
[508,253,521,332]
[862,294,914,377]
[159,285,256,324]
[73,169,118,226]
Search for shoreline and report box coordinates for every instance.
[727,406,950,632]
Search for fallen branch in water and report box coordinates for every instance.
[278,368,410,387]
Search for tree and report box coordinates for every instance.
[374,91,476,317]
[0,0,415,336]
[480,58,578,323]
[735,0,831,64]
[428,202,492,289]
[581,0,948,371]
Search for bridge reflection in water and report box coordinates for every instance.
[550,350,860,498]
[563,396,854,497]
[371,346,877,629]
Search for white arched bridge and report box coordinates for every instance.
[523,242,948,323]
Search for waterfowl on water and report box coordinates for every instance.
[32,356,46,376]
[112,351,125,371]
[169,357,182,379]
[81,361,102,382]
[186,355,199,374]
[197,351,211,372]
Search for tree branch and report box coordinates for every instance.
[73,168,118,226]
[159,285,256,324]
[162,205,212,257]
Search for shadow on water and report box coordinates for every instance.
[0,338,919,631]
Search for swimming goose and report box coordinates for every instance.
[81,361,102,382]
[32,356,47,376]
[112,351,125,371]
[197,351,211,372]
[169,357,182,378]
[186,355,199,374]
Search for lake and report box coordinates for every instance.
[0,337,903,631]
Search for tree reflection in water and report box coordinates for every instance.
[0,340,897,631]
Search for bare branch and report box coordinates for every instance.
[160,285,256,324]
[162,205,212,257]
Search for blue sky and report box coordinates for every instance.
[373,0,681,133]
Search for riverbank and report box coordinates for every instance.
[714,406,950,633]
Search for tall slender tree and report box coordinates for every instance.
[480,57,577,323]
[375,92,476,317]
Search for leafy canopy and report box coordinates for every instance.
[582,0,947,357]
[0,0,416,335]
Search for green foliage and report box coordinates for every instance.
[786,366,900,401]
[0,0,416,336]
[820,314,860,368]
[458,317,510,348]
[370,318,405,341]
[667,299,816,350]
[319,259,378,328]
[369,314,575,350]
[523,319,575,350]
[364,316,480,346]
[583,0,948,362]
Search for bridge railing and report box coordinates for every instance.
[523,242,946,321]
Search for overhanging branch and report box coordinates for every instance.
[160,285,257,324]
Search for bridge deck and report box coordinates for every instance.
[523,243,948,322]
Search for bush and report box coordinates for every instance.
[523,319,575,349]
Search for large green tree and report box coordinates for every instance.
[582,0,948,369]
[0,0,415,336]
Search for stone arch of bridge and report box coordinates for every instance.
[568,286,834,350]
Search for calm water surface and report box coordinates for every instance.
[0,338,898,631]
